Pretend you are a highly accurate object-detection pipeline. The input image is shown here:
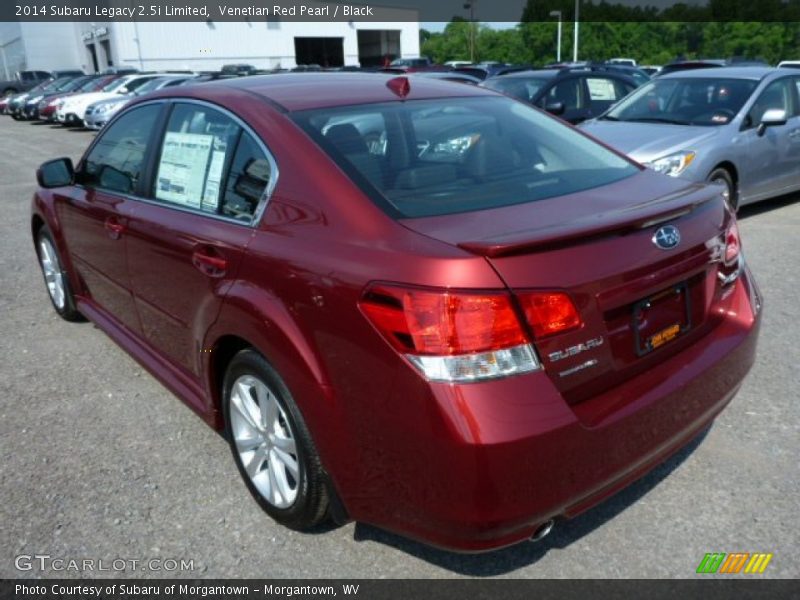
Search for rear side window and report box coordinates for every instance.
[586,77,632,112]
[292,96,637,218]
[542,78,585,110]
[221,133,273,220]
[83,104,161,194]
[586,77,628,102]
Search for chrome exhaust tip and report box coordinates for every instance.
[530,519,555,543]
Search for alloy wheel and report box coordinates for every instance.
[229,374,300,508]
[39,237,65,310]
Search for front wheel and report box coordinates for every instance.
[707,168,737,212]
[223,349,329,530]
[35,227,83,321]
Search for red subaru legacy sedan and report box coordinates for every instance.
[32,73,761,552]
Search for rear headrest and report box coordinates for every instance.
[394,165,457,189]
[464,134,517,179]
[325,123,368,155]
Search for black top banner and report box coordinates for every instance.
[6,0,800,23]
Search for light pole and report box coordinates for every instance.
[549,10,562,63]
[573,0,580,62]
[463,1,477,63]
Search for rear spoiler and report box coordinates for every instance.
[458,191,717,258]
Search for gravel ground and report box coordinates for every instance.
[0,116,797,579]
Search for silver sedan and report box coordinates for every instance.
[580,67,800,210]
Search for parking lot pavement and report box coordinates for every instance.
[0,116,797,579]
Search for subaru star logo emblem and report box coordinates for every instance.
[653,225,681,250]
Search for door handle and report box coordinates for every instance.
[192,248,227,277]
[104,217,125,239]
[788,129,800,139]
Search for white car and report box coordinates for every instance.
[83,75,194,130]
[55,73,162,125]
[777,60,800,69]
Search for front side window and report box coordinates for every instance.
[82,104,161,194]
[747,78,797,125]
[293,96,638,218]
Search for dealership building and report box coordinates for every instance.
[0,16,420,77]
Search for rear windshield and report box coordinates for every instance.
[292,96,637,218]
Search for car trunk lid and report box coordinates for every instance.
[400,171,735,405]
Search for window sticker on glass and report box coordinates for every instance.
[202,149,227,211]
[156,132,213,208]
[587,78,618,101]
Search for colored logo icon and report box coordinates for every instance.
[696,552,773,574]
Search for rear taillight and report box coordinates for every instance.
[724,220,740,264]
[360,284,540,382]
[718,219,744,287]
[518,292,582,339]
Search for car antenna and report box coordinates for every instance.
[386,76,410,99]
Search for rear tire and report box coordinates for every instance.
[707,168,737,212]
[223,349,329,530]
[35,227,83,322]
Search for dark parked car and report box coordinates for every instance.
[32,73,761,552]
[4,79,58,118]
[453,64,533,80]
[35,75,117,122]
[0,70,52,96]
[482,68,637,124]
[221,64,259,76]
[409,71,482,85]
[23,75,115,120]
[6,75,88,119]
[388,57,433,69]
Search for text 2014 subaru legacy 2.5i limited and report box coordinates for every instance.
[31,74,762,552]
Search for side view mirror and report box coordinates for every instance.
[545,101,566,116]
[117,86,128,94]
[36,157,74,188]
[757,108,787,136]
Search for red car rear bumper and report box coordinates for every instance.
[351,267,761,552]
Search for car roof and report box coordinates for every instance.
[660,66,777,80]
[184,72,495,111]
